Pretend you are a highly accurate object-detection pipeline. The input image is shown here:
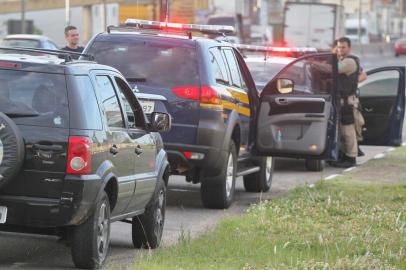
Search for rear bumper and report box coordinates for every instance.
[166,143,227,177]
[0,174,102,228]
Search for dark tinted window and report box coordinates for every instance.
[115,77,144,128]
[209,48,229,85]
[72,76,102,130]
[0,69,68,128]
[87,40,199,87]
[223,49,243,88]
[2,39,41,48]
[95,75,125,128]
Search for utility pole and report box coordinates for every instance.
[65,0,70,26]
[21,0,26,34]
[102,0,107,31]
[358,0,363,54]
[400,0,404,36]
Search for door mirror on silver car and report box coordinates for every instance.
[277,78,294,94]
[150,112,171,132]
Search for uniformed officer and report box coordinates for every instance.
[331,37,361,168]
[331,39,367,158]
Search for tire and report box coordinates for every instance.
[305,159,325,172]
[71,191,111,269]
[132,176,167,249]
[243,156,274,192]
[0,112,25,190]
[200,141,237,209]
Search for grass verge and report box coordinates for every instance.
[130,148,406,270]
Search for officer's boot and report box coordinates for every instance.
[330,155,356,168]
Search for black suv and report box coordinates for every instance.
[0,48,171,269]
[84,21,274,209]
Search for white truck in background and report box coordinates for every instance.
[283,2,344,51]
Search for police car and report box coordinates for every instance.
[84,20,405,209]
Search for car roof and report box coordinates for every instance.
[0,53,119,75]
[94,31,233,48]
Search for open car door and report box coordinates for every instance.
[253,53,339,160]
[359,67,405,146]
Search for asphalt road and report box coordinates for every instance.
[0,54,405,270]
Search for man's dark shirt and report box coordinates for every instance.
[61,46,84,59]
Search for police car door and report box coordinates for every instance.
[254,53,339,159]
[358,67,405,146]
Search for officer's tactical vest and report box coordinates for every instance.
[338,55,360,98]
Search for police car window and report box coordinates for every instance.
[275,55,333,95]
[0,69,68,128]
[223,49,243,88]
[209,48,229,85]
[87,41,199,88]
[359,70,399,97]
[95,75,125,128]
[114,77,144,129]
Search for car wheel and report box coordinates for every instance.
[132,176,166,249]
[71,191,111,269]
[305,159,325,172]
[0,112,25,190]
[243,156,274,192]
[201,141,237,209]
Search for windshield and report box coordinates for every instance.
[87,40,199,88]
[246,61,287,91]
[2,39,41,48]
[0,69,68,128]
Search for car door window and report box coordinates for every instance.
[359,70,399,97]
[114,77,145,129]
[95,75,125,128]
[209,47,229,85]
[273,55,333,95]
[223,49,243,88]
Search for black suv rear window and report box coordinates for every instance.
[87,40,199,87]
[0,69,68,128]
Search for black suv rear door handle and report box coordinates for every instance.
[110,145,119,155]
[135,145,143,155]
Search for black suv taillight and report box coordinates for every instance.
[67,136,92,174]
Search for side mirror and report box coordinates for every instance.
[276,78,294,94]
[149,112,171,133]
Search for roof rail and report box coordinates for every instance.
[107,19,235,38]
[0,47,95,62]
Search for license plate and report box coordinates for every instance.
[139,100,155,114]
[0,206,7,224]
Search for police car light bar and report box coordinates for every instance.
[234,44,317,53]
[124,19,235,35]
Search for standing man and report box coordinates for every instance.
[61,26,84,55]
[331,37,361,168]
